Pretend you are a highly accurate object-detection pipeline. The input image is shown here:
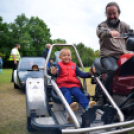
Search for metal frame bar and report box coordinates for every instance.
[61,120,134,134]
[121,102,134,110]
[42,44,134,133]
[31,116,134,134]
[95,77,124,122]
[119,90,134,108]
[44,44,87,90]
[44,44,89,128]
[51,80,80,128]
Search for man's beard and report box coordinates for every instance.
[107,18,120,28]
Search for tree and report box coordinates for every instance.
[0,14,100,68]
[75,43,96,66]
[0,16,12,67]
[94,50,100,57]
[9,14,52,57]
[28,16,52,51]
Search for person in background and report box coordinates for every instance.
[0,57,3,74]
[42,44,51,67]
[96,2,133,104]
[9,44,20,82]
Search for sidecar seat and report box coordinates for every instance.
[51,80,90,104]
[49,50,90,104]
[51,68,90,104]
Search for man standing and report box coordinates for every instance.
[9,44,20,82]
[96,2,132,98]
[42,44,51,67]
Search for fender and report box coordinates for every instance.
[118,53,134,66]
[26,78,48,117]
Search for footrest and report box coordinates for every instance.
[31,117,62,134]
[34,117,56,125]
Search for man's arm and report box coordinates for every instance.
[96,25,111,39]
[97,25,120,39]
[13,54,17,64]
[12,49,17,64]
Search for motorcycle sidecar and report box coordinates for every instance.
[26,44,134,134]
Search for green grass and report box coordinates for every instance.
[0,69,134,134]
[0,69,12,84]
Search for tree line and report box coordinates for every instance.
[0,14,100,67]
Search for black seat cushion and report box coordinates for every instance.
[94,58,107,74]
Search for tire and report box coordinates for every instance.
[27,117,36,132]
[14,83,20,89]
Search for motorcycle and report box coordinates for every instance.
[92,30,134,124]
[25,42,134,134]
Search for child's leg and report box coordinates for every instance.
[60,87,79,123]
[60,87,72,105]
[70,87,89,109]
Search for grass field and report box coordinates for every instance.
[0,69,134,134]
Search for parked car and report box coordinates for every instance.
[14,57,45,90]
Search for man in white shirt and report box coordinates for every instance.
[9,44,20,82]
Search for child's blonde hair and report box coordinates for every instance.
[59,48,71,57]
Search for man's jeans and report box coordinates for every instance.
[101,57,118,96]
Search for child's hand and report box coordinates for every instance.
[51,66,58,75]
[89,67,96,75]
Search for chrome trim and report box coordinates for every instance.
[13,70,18,85]
[95,77,124,122]
[61,120,134,134]
[51,80,80,128]
[100,127,134,134]
[44,44,87,90]
[14,70,20,87]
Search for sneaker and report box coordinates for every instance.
[89,101,96,108]
[68,102,78,123]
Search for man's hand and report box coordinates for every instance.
[14,60,17,64]
[89,67,96,75]
[109,31,120,38]
[51,67,58,75]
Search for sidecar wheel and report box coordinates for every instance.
[14,83,20,89]
[27,117,36,132]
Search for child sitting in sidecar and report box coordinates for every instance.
[50,48,96,122]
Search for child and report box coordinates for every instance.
[51,48,96,122]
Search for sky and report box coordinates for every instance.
[1,0,134,51]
